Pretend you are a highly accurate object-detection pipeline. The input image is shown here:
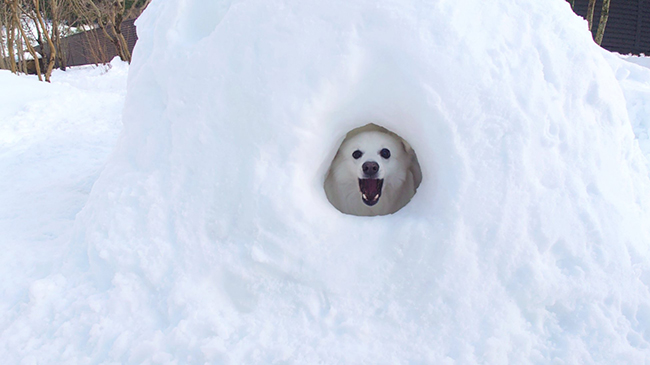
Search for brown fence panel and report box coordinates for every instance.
[39,18,138,68]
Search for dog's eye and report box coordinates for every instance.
[380,148,391,159]
[352,150,363,159]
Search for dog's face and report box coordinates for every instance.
[333,130,410,207]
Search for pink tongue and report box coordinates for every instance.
[359,179,382,199]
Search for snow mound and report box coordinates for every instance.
[608,54,650,167]
[5,0,650,362]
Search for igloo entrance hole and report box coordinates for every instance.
[324,124,422,216]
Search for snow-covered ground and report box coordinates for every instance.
[0,59,127,334]
[2,0,650,362]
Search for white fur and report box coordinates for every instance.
[324,124,420,216]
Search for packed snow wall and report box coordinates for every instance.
[8,0,650,362]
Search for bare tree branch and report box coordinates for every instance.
[33,0,56,81]
[594,0,610,45]
[10,0,42,80]
[586,0,596,31]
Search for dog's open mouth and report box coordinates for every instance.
[359,178,383,206]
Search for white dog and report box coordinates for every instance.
[324,124,421,216]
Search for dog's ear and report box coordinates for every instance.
[400,138,413,154]
[401,138,422,189]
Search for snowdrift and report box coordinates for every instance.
[608,53,650,167]
[5,0,650,362]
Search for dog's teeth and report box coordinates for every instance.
[362,194,368,200]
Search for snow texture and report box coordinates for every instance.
[610,54,650,168]
[0,60,127,362]
[0,60,126,311]
[3,0,650,363]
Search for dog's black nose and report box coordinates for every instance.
[362,161,380,176]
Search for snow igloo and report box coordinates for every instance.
[31,0,650,362]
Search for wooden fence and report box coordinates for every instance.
[59,18,138,67]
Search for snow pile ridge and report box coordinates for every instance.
[4,0,650,363]
[608,53,650,166]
